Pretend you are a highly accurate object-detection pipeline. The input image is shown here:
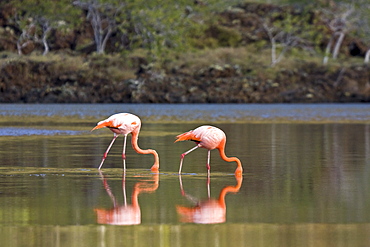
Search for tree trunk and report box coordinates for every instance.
[73,0,114,54]
[365,49,370,64]
[263,23,278,67]
[332,32,345,59]
[16,40,23,55]
[89,6,103,53]
[271,38,277,66]
[100,26,113,54]
[323,35,334,65]
[42,27,51,56]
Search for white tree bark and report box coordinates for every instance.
[323,4,355,63]
[332,32,345,59]
[365,49,370,64]
[323,36,333,65]
[41,29,50,56]
[263,23,299,67]
[73,0,121,54]
[41,21,51,56]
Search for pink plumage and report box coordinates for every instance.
[92,113,159,171]
[175,125,243,176]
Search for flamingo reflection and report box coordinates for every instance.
[94,171,159,225]
[176,174,243,224]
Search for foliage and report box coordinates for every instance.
[1,0,369,67]
[10,0,81,55]
[260,6,319,66]
[73,0,126,54]
[120,0,214,57]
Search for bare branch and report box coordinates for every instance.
[321,3,357,63]
[73,0,124,54]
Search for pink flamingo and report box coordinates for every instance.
[92,113,159,171]
[95,171,159,225]
[175,125,243,176]
[176,174,243,224]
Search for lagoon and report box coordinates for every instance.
[0,104,370,246]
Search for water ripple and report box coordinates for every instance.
[0,127,82,136]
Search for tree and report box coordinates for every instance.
[262,22,301,67]
[321,3,356,64]
[260,11,313,67]
[365,49,370,64]
[73,0,124,54]
[353,0,370,64]
[11,0,80,55]
[121,0,202,56]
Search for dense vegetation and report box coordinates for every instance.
[0,0,369,103]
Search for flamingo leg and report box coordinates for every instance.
[122,134,128,170]
[207,172,211,199]
[206,149,211,174]
[179,174,185,196]
[122,170,127,206]
[179,144,200,174]
[98,134,119,170]
[98,170,118,207]
[178,174,199,203]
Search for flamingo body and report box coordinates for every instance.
[175,125,243,176]
[176,125,225,150]
[176,201,225,224]
[176,174,243,224]
[95,206,141,225]
[93,113,141,135]
[95,171,159,225]
[92,113,159,171]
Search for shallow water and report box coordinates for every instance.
[0,104,370,247]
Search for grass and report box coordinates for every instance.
[0,41,366,85]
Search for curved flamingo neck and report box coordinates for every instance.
[132,173,159,207]
[218,175,243,206]
[131,130,160,171]
[218,139,243,176]
[131,188,140,208]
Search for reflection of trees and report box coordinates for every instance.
[235,122,370,223]
[176,174,242,224]
[94,171,159,225]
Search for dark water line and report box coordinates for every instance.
[1,103,370,122]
